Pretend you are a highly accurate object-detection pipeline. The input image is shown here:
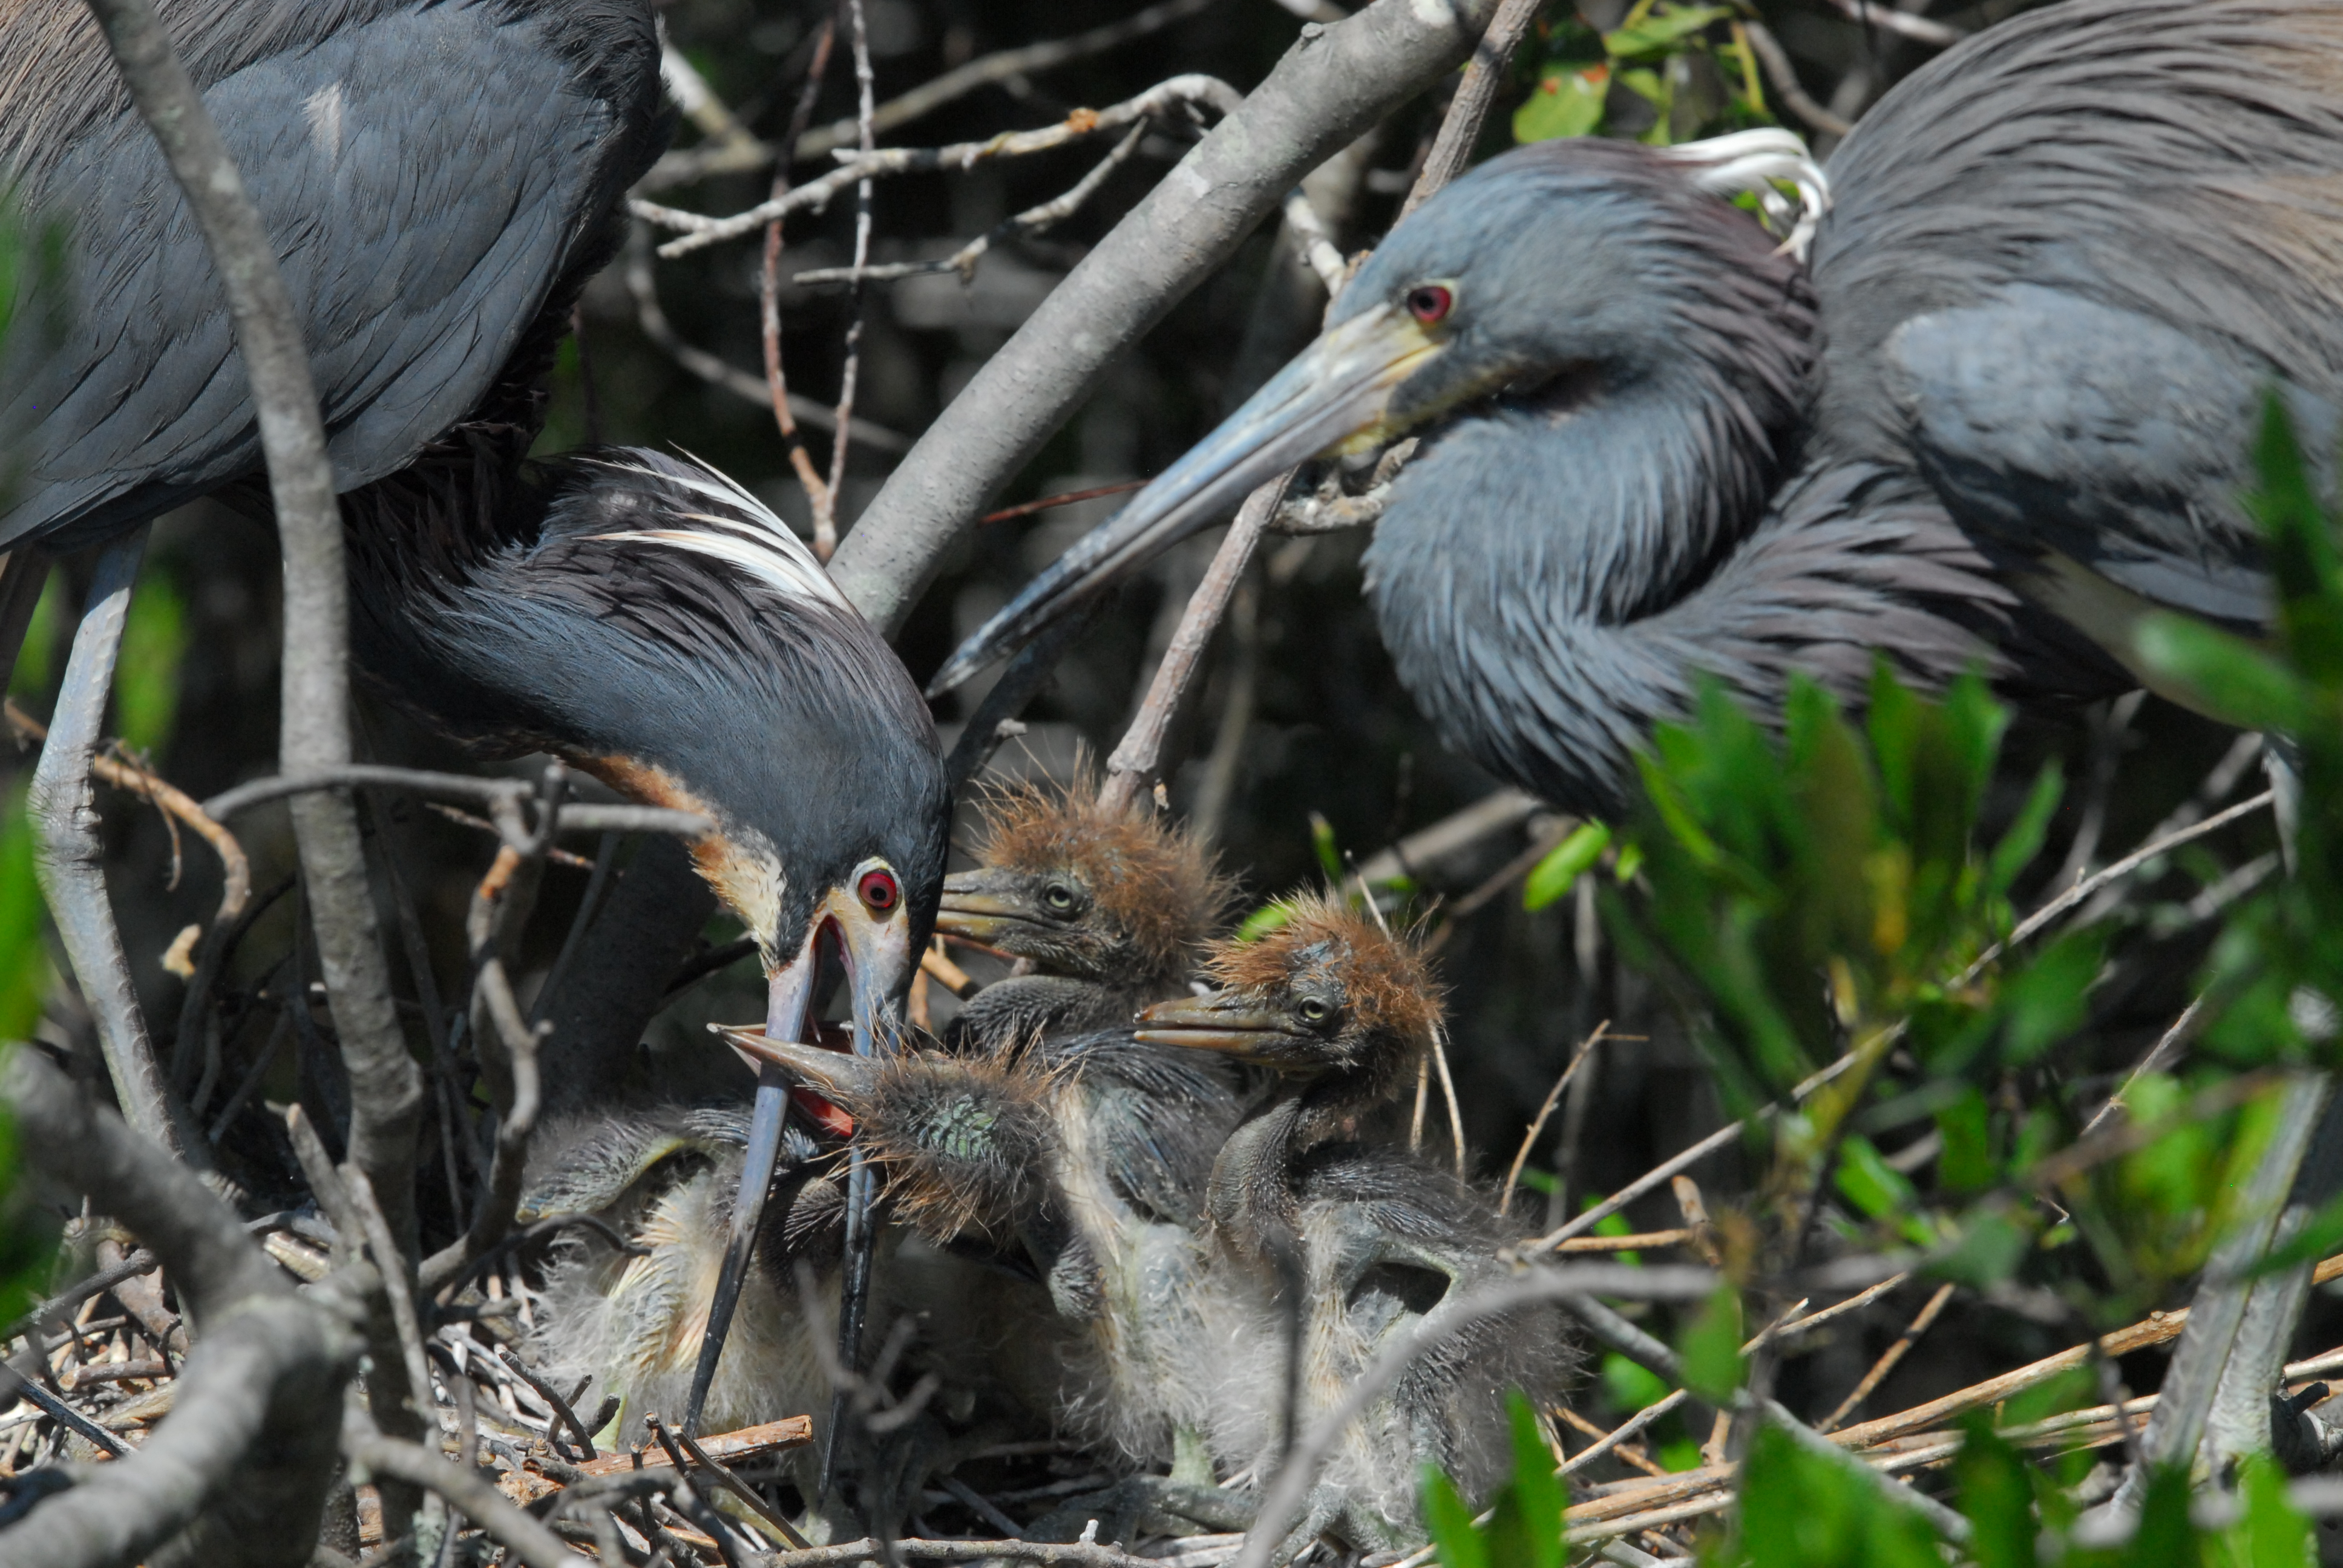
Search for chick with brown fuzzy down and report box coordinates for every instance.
[936,784,1233,1053]
[1136,897,1578,1556]
[727,1024,1251,1486]
[1135,893,1440,1259]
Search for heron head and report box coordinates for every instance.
[531,451,951,1057]
[926,131,1824,697]
[1134,892,1440,1109]
[934,782,1231,989]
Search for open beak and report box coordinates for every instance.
[1134,991,1317,1068]
[926,303,1446,696]
[684,886,917,1440]
[934,870,1046,949]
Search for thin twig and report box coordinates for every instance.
[1501,1023,1606,1217]
[762,18,840,526]
[1815,0,1964,46]
[1738,19,1853,137]
[621,223,909,451]
[641,0,1222,186]
[205,765,709,839]
[815,0,882,561]
[6,698,249,924]
[1816,1282,1955,1432]
[348,1425,583,1568]
[637,76,1245,258]
[418,960,543,1295]
[2080,997,2209,1140]
[1395,0,1539,219]
[1098,472,1289,816]
[795,122,1150,287]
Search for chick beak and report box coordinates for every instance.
[926,302,1446,696]
[1134,991,1319,1067]
[934,869,1042,950]
[684,884,916,1445]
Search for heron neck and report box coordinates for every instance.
[1363,367,1789,817]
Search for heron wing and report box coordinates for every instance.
[1812,0,2343,471]
[1885,283,2306,632]
[0,1,655,550]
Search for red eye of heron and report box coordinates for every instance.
[857,869,900,914]
[1406,284,1453,324]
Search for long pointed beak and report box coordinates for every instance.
[927,304,1445,696]
[685,938,823,1436]
[934,871,1041,948]
[720,1025,883,1100]
[1133,992,1316,1065]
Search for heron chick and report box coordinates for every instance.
[936,784,1233,1053]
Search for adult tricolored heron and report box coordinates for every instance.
[0,0,948,1442]
[932,0,2341,818]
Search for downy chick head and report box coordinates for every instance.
[937,782,1233,993]
[1136,892,1442,1123]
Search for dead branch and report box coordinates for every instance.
[828,0,1504,633]
[641,0,1222,188]
[346,1423,583,1568]
[637,75,1245,258]
[205,765,709,841]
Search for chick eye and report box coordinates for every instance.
[1042,881,1080,915]
[857,869,900,914]
[1296,998,1334,1027]
[1405,284,1453,325]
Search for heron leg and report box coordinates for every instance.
[26,526,203,1160]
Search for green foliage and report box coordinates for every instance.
[1524,822,1610,912]
[1709,1424,1939,1568]
[1513,1,1771,147]
[2136,397,2343,1072]
[1421,1394,1562,1568]
[1676,1285,1743,1401]
[0,791,50,1042]
[114,564,187,755]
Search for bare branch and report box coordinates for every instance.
[796,123,1150,287]
[814,0,883,561]
[205,766,710,840]
[1739,19,1853,138]
[641,0,1223,188]
[829,0,1502,633]
[1816,0,1964,47]
[1396,0,1537,219]
[418,960,542,1296]
[1099,474,1285,815]
[762,19,840,526]
[346,1422,584,1568]
[80,0,418,1249]
[621,225,910,452]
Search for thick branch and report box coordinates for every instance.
[827,0,1502,633]
[0,1053,353,1568]
[79,0,419,1251]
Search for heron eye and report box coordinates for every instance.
[1042,881,1080,915]
[1405,284,1453,325]
[1297,998,1334,1027]
[857,869,900,914]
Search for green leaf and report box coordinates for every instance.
[1678,1285,1744,1402]
[1513,64,1608,143]
[1731,1423,1944,1568]
[1524,822,1611,911]
[2000,932,2103,1066]
[1928,1209,2030,1290]
[1481,1393,1563,1568]
[1985,762,2065,900]
[1935,1088,1994,1195]
[114,566,187,755]
[0,792,48,1041]
[2129,1465,2203,1568]
[2132,612,2305,734]
[1309,812,1344,886]
[1605,4,1730,56]
[2220,1454,2313,1568]
[1952,1414,2034,1568]
[1236,903,1293,942]
[1833,1135,1918,1223]
[1419,1465,1489,1568]
[1601,1351,1668,1413]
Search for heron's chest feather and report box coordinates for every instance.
[575,753,787,942]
